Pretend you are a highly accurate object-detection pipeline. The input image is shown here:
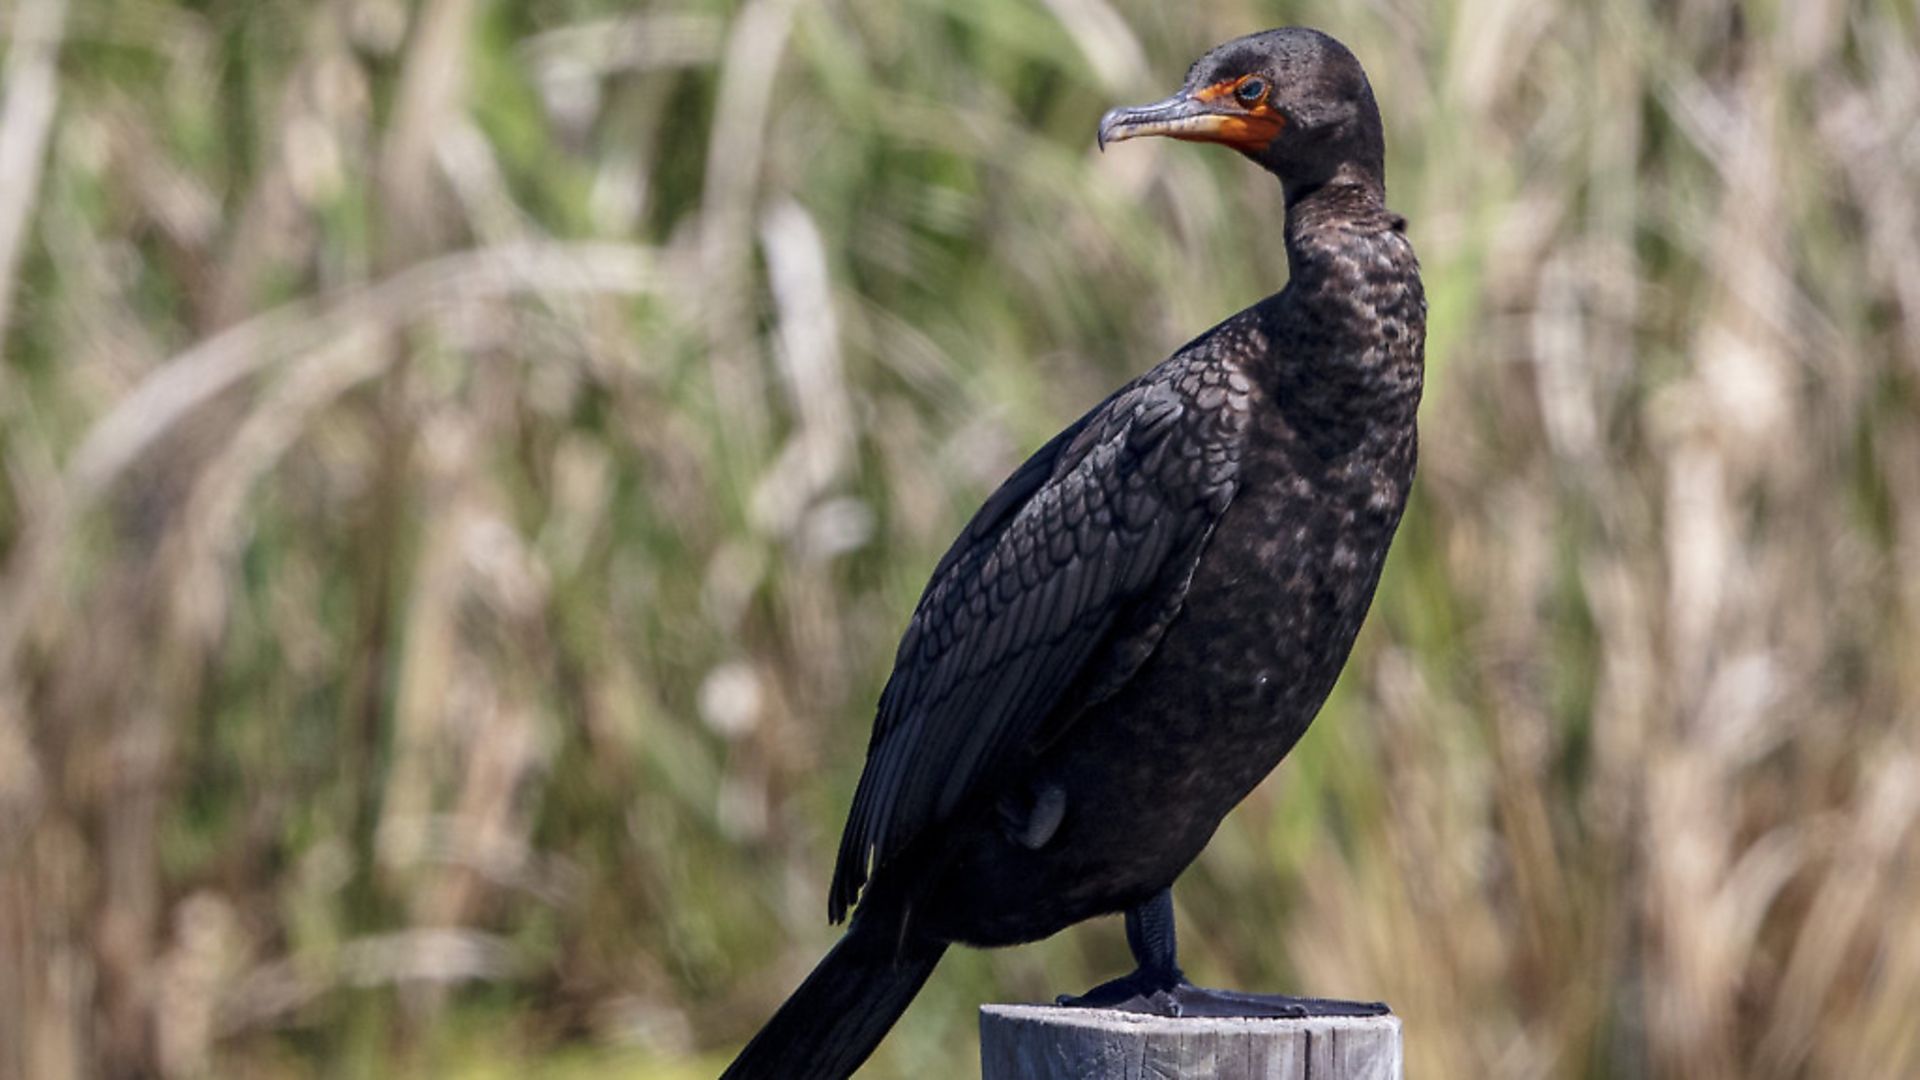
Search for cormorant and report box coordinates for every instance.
[724,27,1424,1079]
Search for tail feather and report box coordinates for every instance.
[722,920,947,1080]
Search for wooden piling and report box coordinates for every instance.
[980,1005,1402,1079]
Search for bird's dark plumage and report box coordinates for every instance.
[830,372,1237,923]
[726,27,1424,1079]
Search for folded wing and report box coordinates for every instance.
[829,371,1244,921]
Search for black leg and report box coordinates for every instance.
[1055,888,1183,1013]
[1124,886,1179,980]
[1057,887,1390,1019]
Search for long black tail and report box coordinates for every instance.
[722,918,947,1080]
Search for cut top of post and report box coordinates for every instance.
[979,1004,1403,1080]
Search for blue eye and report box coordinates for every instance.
[1235,78,1267,104]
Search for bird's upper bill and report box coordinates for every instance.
[1097,74,1286,153]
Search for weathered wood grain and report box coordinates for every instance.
[979,1005,1402,1080]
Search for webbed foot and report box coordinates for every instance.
[1055,968,1181,1014]
[1057,973,1387,1019]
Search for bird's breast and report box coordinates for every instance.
[1169,427,1411,740]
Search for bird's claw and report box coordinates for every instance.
[1058,974,1389,1020]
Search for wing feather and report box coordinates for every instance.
[827,367,1248,921]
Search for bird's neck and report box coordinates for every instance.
[1281,170,1391,259]
[1261,176,1424,455]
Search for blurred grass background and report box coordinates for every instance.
[2,0,1917,1076]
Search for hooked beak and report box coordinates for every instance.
[1096,90,1283,153]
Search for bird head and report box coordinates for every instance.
[1097,28,1386,202]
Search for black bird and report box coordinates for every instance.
[724,27,1424,1079]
